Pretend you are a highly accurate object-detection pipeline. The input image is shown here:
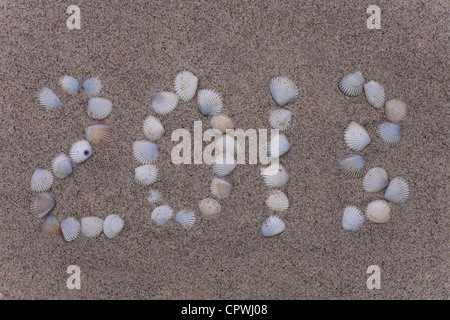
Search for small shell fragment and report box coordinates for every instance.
[344,122,371,151]
[83,77,102,95]
[363,167,389,193]
[38,87,61,111]
[81,217,104,238]
[151,205,173,226]
[384,177,410,203]
[342,206,364,231]
[133,140,159,164]
[261,215,285,237]
[30,192,55,218]
[148,189,160,204]
[269,109,292,131]
[174,210,196,229]
[385,99,407,123]
[364,81,385,108]
[152,91,179,115]
[211,114,234,133]
[42,214,60,236]
[87,97,113,120]
[61,217,81,242]
[174,71,198,102]
[143,115,165,141]
[265,190,289,212]
[134,164,158,186]
[260,164,289,188]
[52,153,72,179]
[30,168,53,192]
[59,76,80,95]
[85,124,111,145]
[199,198,221,217]
[270,76,298,107]
[103,214,125,239]
[210,178,233,199]
[198,89,223,115]
[69,140,93,164]
[366,200,391,223]
[339,71,364,96]
[377,122,401,145]
[339,155,365,178]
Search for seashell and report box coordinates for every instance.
[103,214,125,239]
[210,178,233,199]
[152,91,179,115]
[210,114,235,133]
[344,121,371,151]
[213,153,237,177]
[364,81,385,108]
[174,71,198,102]
[339,71,364,96]
[377,122,401,145]
[42,214,60,236]
[143,115,165,141]
[174,210,196,229]
[265,190,289,212]
[199,198,221,216]
[51,153,72,178]
[151,205,173,226]
[30,192,55,218]
[339,155,365,178]
[214,134,238,156]
[133,140,159,164]
[363,167,389,193]
[85,124,111,145]
[269,76,298,107]
[30,168,53,192]
[81,217,104,238]
[260,164,289,188]
[365,200,391,223]
[87,97,113,120]
[342,206,364,231]
[385,99,407,123]
[261,215,285,237]
[269,109,292,130]
[69,140,93,164]
[268,134,290,159]
[82,77,102,95]
[134,164,158,186]
[198,89,223,115]
[384,177,410,203]
[148,189,160,204]
[61,217,81,242]
[59,75,80,95]
[38,87,60,111]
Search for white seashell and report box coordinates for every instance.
[85,124,111,145]
[151,205,173,226]
[42,214,60,236]
[269,109,292,130]
[51,153,72,178]
[174,210,196,229]
[365,200,391,223]
[148,189,160,204]
[339,71,364,96]
[83,77,102,95]
[30,168,53,192]
[265,190,289,212]
[344,121,371,151]
[199,198,221,216]
[377,122,401,144]
[143,115,165,141]
[261,215,285,237]
[174,71,198,102]
[213,153,237,177]
[210,178,233,199]
[260,164,289,188]
[268,134,290,159]
[210,114,234,133]
[38,87,60,111]
[363,167,389,193]
[214,134,238,156]
[342,206,364,231]
[385,99,407,123]
[384,177,410,203]
[30,192,55,218]
[87,97,113,120]
[339,155,365,178]
[134,164,158,186]
[61,217,81,242]
[198,89,223,115]
[364,81,385,108]
[69,140,93,164]
[152,91,179,115]
[81,217,104,238]
[59,76,80,95]
[103,214,125,239]
[133,140,159,164]
[270,76,298,107]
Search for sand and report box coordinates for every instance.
[0,0,448,299]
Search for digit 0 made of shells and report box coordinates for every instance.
[174,210,196,229]
[385,99,407,123]
[339,155,365,178]
[85,124,112,145]
[199,198,221,217]
[103,214,125,239]
[151,205,173,226]
[198,89,223,116]
[365,200,391,224]
[269,76,298,107]
[174,71,198,102]
[133,140,159,164]
[152,91,179,115]
[384,177,410,203]
[38,87,60,111]
[261,215,285,237]
[30,168,53,192]
[269,109,292,131]
[344,122,371,151]
[70,140,93,164]
[59,75,80,96]
[342,206,364,231]
[363,167,389,193]
[364,80,385,109]
[83,77,102,95]
[260,163,290,188]
[339,71,364,96]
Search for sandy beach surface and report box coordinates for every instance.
[0,0,448,299]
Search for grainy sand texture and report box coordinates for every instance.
[0,0,448,299]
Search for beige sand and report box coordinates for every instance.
[0,0,448,299]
